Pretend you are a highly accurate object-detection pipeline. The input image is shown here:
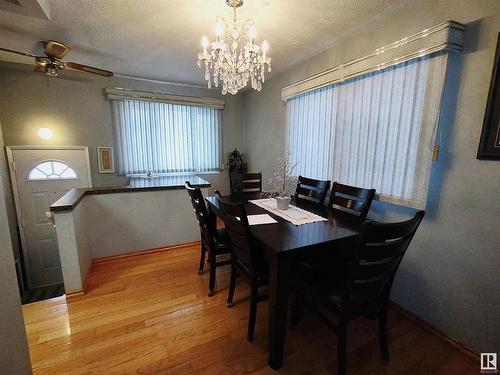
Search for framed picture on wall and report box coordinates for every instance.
[97,146,115,173]
[477,32,500,160]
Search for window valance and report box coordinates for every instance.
[105,87,225,109]
[281,21,464,101]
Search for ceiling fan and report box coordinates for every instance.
[0,40,113,77]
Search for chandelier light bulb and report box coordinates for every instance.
[201,35,209,48]
[215,23,224,38]
[262,40,269,52]
[248,25,257,41]
[262,40,269,58]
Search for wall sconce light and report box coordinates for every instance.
[38,127,53,140]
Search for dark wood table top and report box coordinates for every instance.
[50,175,210,213]
[206,195,362,255]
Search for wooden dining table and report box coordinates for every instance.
[205,194,363,370]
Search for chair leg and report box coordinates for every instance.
[226,261,237,307]
[379,308,389,361]
[208,252,216,297]
[246,284,258,342]
[337,318,347,375]
[289,293,304,330]
[198,242,206,275]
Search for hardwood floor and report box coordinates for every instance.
[23,244,478,374]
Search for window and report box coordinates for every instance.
[286,54,448,209]
[28,161,77,180]
[110,99,221,175]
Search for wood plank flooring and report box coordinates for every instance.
[23,244,478,374]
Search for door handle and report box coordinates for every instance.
[45,211,55,227]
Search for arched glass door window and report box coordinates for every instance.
[28,160,77,180]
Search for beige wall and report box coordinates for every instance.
[0,125,31,374]
[242,0,500,352]
[0,119,20,261]
[84,189,202,258]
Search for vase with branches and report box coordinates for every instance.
[268,151,297,209]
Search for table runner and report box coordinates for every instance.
[249,198,328,226]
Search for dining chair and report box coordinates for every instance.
[328,181,376,219]
[294,175,331,207]
[290,210,425,375]
[185,182,231,297]
[219,199,268,342]
[230,172,262,197]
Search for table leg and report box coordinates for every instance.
[268,255,291,370]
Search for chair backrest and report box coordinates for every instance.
[185,181,215,251]
[328,182,375,218]
[345,211,425,306]
[230,172,262,196]
[294,176,331,206]
[219,200,258,277]
[214,190,223,200]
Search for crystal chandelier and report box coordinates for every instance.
[197,0,271,95]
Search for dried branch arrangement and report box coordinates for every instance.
[268,151,297,198]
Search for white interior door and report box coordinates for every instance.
[7,147,92,288]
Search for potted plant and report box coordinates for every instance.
[227,148,247,174]
[269,151,297,210]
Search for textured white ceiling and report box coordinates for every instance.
[0,0,411,86]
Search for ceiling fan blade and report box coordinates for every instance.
[0,47,36,58]
[65,62,113,77]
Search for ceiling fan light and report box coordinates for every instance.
[45,66,58,76]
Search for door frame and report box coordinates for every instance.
[6,145,92,289]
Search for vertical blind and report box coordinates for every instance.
[111,99,221,175]
[286,54,448,209]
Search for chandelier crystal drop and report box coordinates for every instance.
[197,0,271,95]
